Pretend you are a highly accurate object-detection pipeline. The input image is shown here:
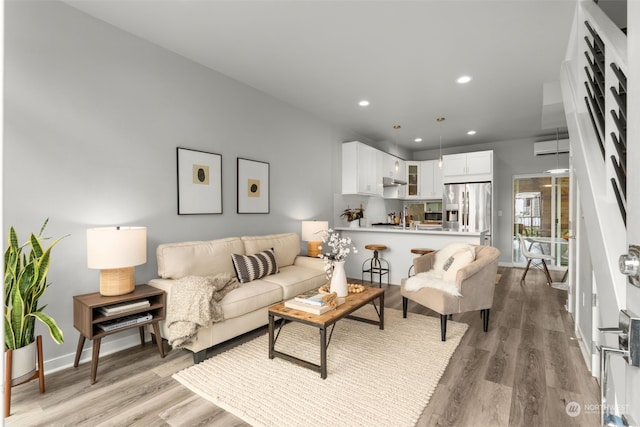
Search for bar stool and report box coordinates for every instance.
[362,244,390,287]
[408,248,435,277]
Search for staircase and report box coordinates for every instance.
[560,1,628,360]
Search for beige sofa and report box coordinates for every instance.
[148,232,326,363]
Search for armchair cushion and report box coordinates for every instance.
[433,243,475,272]
[442,247,476,282]
[403,271,462,296]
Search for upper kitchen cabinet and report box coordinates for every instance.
[379,151,406,182]
[342,141,382,196]
[442,150,493,183]
[380,151,406,199]
[420,160,443,199]
[405,161,420,199]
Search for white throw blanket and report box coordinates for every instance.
[404,270,462,296]
[167,273,239,349]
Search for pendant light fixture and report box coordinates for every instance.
[393,124,401,172]
[546,128,569,174]
[437,117,445,168]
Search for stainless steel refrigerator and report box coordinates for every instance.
[443,181,492,244]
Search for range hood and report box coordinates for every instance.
[383,176,407,186]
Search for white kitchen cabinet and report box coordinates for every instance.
[342,141,382,196]
[379,152,406,182]
[405,161,420,198]
[420,160,444,199]
[380,152,406,199]
[442,150,493,183]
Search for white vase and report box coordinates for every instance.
[349,220,359,228]
[330,260,349,297]
[10,341,37,386]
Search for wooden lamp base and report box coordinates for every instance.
[307,241,323,258]
[100,267,135,296]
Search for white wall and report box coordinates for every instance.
[413,137,569,265]
[4,1,360,369]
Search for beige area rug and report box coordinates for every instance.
[173,307,468,427]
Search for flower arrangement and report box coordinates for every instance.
[319,229,357,279]
[340,206,364,222]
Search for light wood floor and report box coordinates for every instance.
[6,267,600,426]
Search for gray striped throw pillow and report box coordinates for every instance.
[231,248,279,283]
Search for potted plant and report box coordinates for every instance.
[4,219,65,384]
[340,205,365,228]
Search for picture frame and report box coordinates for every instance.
[176,147,223,215]
[237,157,270,214]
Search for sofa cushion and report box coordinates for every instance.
[442,247,476,282]
[156,237,245,279]
[260,265,328,300]
[231,248,279,283]
[242,233,300,267]
[219,280,283,320]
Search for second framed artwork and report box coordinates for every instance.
[237,158,270,214]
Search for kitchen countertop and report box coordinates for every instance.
[333,225,489,285]
[335,225,488,237]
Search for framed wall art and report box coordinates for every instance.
[237,157,269,214]
[177,147,222,214]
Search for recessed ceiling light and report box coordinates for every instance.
[467,130,477,135]
[358,100,370,107]
[457,76,472,84]
[414,138,423,143]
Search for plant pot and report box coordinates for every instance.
[349,220,360,228]
[9,340,37,386]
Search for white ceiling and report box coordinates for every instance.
[64,0,577,152]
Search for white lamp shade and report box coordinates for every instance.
[87,226,147,269]
[301,221,328,242]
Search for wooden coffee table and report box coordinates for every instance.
[268,286,384,379]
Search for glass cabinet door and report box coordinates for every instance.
[407,162,419,197]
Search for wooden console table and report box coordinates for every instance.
[73,284,166,384]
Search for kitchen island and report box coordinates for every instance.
[335,226,488,285]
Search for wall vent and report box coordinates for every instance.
[533,139,570,155]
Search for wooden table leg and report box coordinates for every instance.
[90,338,101,385]
[151,322,165,358]
[139,326,145,346]
[74,334,85,368]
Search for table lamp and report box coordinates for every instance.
[301,220,328,258]
[87,226,147,296]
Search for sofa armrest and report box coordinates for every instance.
[293,255,325,271]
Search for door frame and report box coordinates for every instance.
[511,172,570,268]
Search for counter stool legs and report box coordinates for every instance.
[362,247,390,287]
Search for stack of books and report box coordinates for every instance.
[97,312,153,332]
[98,299,150,316]
[284,291,331,315]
